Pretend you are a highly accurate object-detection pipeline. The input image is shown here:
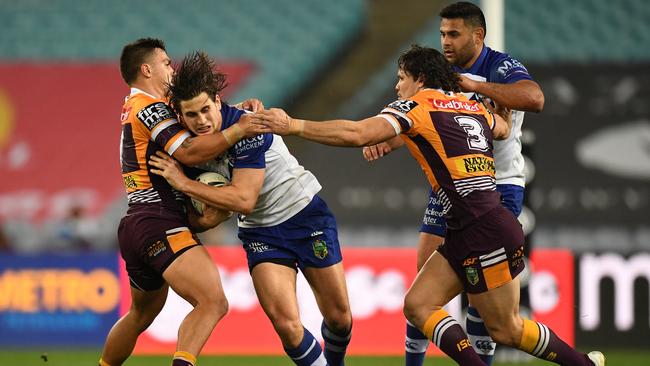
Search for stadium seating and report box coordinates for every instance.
[506,0,650,61]
[0,0,365,252]
[0,0,365,106]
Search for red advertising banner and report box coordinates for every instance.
[0,62,254,222]
[529,249,575,346]
[119,247,574,355]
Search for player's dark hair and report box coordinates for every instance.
[398,44,461,92]
[440,1,487,35]
[168,51,228,114]
[120,38,166,85]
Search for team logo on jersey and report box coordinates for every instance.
[137,102,174,130]
[312,239,328,259]
[465,266,479,286]
[386,100,418,114]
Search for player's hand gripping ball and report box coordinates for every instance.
[191,172,229,214]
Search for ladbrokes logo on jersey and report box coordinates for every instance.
[429,98,480,112]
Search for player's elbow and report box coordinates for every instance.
[350,126,378,146]
[347,134,368,147]
[236,195,258,215]
[494,124,511,140]
[529,90,545,113]
[239,203,255,215]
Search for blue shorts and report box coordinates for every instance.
[419,184,524,236]
[237,195,342,271]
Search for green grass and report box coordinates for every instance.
[0,349,648,366]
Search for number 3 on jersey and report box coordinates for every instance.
[454,115,489,152]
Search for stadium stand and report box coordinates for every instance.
[0,0,365,252]
[0,0,365,107]
[506,0,650,62]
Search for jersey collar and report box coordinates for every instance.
[129,87,158,99]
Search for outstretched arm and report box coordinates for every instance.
[254,108,399,147]
[460,77,544,113]
[173,114,265,166]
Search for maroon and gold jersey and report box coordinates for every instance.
[378,89,499,229]
[120,88,190,208]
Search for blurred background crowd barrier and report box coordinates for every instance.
[0,0,649,355]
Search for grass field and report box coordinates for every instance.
[1,350,648,366]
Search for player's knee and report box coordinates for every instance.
[272,317,304,347]
[204,295,229,319]
[402,294,421,325]
[128,308,160,332]
[484,320,519,346]
[324,311,352,335]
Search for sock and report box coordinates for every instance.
[466,306,496,365]
[284,327,327,366]
[519,318,593,365]
[98,358,111,366]
[422,309,486,365]
[405,320,429,366]
[321,321,351,366]
[172,351,196,366]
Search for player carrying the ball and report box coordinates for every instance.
[149,51,353,366]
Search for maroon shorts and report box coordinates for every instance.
[118,205,201,291]
[437,205,525,294]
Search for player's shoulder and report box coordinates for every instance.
[219,103,246,130]
[126,91,165,109]
[124,92,176,131]
[385,99,420,115]
[483,47,532,82]
[483,47,521,65]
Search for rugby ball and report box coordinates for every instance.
[191,172,229,214]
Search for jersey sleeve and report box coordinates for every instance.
[490,54,533,84]
[486,110,497,130]
[135,101,190,155]
[378,99,419,134]
[231,133,273,169]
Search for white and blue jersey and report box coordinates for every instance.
[421,46,532,235]
[214,104,342,269]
